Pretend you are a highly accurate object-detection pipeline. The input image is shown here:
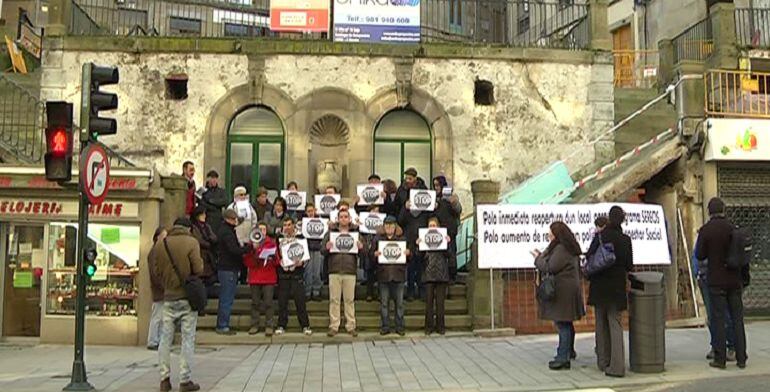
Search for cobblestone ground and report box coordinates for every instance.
[1,322,769,392]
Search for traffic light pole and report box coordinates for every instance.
[64,65,95,392]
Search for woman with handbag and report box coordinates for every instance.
[533,221,585,370]
[587,206,634,378]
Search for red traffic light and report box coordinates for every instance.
[47,128,69,155]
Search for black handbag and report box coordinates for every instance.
[536,253,556,302]
[164,239,208,312]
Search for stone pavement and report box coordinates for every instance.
[1,321,769,392]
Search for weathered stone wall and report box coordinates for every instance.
[40,44,612,207]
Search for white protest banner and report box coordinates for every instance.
[476,203,671,269]
[359,212,386,234]
[281,190,307,211]
[357,184,384,205]
[378,241,407,264]
[330,232,360,254]
[315,194,341,216]
[418,227,448,251]
[279,238,310,267]
[301,217,329,239]
[410,189,436,211]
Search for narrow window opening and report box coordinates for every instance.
[474,80,495,106]
[165,74,188,100]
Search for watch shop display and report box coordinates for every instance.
[46,223,141,317]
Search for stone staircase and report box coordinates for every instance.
[613,87,678,157]
[197,282,471,333]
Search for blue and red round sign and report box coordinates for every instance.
[80,144,110,205]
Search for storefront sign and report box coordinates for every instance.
[0,175,146,191]
[270,0,329,32]
[13,270,33,288]
[333,0,420,43]
[0,199,139,220]
[476,203,671,269]
[705,118,770,161]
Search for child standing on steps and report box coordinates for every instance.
[242,222,278,337]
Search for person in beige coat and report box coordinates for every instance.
[534,221,586,371]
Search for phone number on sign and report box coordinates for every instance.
[355,16,411,24]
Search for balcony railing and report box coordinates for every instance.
[705,69,770,119]
[68,0,591,50]
[735,7,770,49]
[613,50,658,88]
[672,17,713,63]
[0,74,45,163]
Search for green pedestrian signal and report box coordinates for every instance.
[84,248,97,278]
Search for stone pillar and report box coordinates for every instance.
[589,0,612,51]
[657,39,676,91]
[159,175,188,228]
[469,180,502,330]
[707,2,739,70]
[589,51,615,165]
[46,0,71,36]
[675,61,706,136]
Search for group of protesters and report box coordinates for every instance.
[147,161,462,391]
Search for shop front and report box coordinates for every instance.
[0,167,161,345]
[704,118,770,315]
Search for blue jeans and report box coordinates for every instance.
[159,300,197,383]
[554,321,575,362]
[304,250,324,298]
[379,282,405,332]
[147,301,164,347]
[217,270,239,330]
[700,280,735,349]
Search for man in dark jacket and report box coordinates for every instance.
[302,203,324,301]
[276,217,312,335]
[587,206,633,378]
[152,218,204,392]
[322,209,362,337]
[394,167,427,218]
[432,175,462,281]
[398,192,431,301]
[199,170,229,234]
[253,187,273,221]
[695,197,747,369]
[371,216,409,335]
[215,209,251,335]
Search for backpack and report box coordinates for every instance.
[726,226,752,270]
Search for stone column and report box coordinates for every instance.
[707,2,739,70]
[46,0,71,37]
[675,61,706,136]
[159,175,188,228]
[469,180,502,330]
[657,39,676,91]
[589,0,612,51]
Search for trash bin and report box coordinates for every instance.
[628,271,666,373]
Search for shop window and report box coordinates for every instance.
[227,106,285,201]
[373,109,432,183]
[47,223,140,317]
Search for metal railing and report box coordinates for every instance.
[672,17,713,63]
[613,50,659,88]
[69,0,591,49]
[0,74,45,163]
[735,7,770,49]
[705,69,770,119]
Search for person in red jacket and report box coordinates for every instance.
[243,222,279,337]
[183,161,196,216]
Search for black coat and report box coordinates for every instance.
[535,243,585,321]
[695,216,741,289]
[397,207,431,252]
[433,197,462,239]
[371,234,408,283]
[216,222,250,272]
[393,180,428,218]
[587,224,633,311]
[200,186,229,234]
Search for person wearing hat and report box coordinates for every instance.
[152,218,204,392]
[695,197,748,369]
[371,215,409,336]
[215,209,252,335]
[199,170,229,234]
[226,186,259,245]
[394,167,426,218]
[586,206,634,377]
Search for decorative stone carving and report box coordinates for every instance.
[310,115,350,147]
[394,58,414,108]
[316,160,342,193]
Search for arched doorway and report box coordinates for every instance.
[373,109,432,182]
[226,106,285,200]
